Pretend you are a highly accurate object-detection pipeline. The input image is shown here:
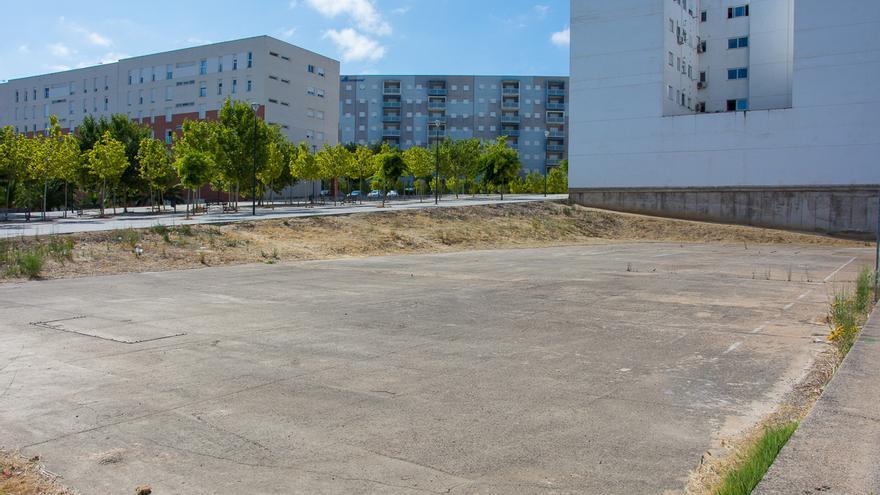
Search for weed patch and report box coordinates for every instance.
[716,422,799,495]
[828,267,876,354]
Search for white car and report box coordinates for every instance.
[367,190,382,199]
[386,190,399,199]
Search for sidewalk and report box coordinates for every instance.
[756,307,880,494]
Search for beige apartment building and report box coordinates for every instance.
[0,36,339,155]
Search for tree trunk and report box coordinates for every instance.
[123,185,128,213]
[101,178,106,216]
[5,179,14,221]
[42,180,48,221]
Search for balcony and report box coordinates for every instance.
[500,129,520,137]
[502,87,520,95]
[547,88,565,97]
[546,102,565,111]
[507,143,518,150]
[547,130,565,138]
[545,144,566,152]
[383,101,402,108]
[382,128,401,137]
[427,88,447,96]
[383,86,401,95]
[545,159,561,167]
[428,102,446,110]
[427,116,447,124]
[382,114,401,123]
[501,115,521,124]
[546,115,565,124]
[501,100,520,110]
[428,129,447,138]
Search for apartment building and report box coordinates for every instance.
[339,75,568,173]
[663,0,794,115]
[569,0,880,235]
[0,36,339,154]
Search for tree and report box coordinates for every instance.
[348,145,376,203]
[258,128,286,206]
[53,131,82,218]
[480,137,522,200]
[315,144,352,204]
[290,142,321,202]
[453,138,482,198]
[137,137,174,212]
[402,146,433,201]
[216,99,268,207]
[375,151,407,207]
[174,149,215,217]
[87,131,129,216]
[0,127,26,221]
[175,120,222,207]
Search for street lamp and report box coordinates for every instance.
[433,120,442,205]
[251,102,260,216]
[544,129,550,197]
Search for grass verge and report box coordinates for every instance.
[715,422,799,495]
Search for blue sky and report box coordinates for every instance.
[0,0,570,82]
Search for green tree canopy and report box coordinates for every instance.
[480,136,522,200]
[87,131,129,214]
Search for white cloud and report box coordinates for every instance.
[48,64,72,72]
[323,28,386,62]
[87,32,112,47]
[48,43,75,57]
[533,5,550,18]
[305,0,391,35]
[279,27,297,39]
[391,6,410,14]
[551,27,570,47]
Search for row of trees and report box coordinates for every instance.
[0,98,566,220]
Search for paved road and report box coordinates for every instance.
[0,194,567,238]
[0,243,873,494]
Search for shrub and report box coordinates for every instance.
[18,251,45,279]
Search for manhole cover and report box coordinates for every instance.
[31,315,186,344]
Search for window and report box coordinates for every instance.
[199,59,207,75]
[728,5,749,18]
[667,85,674,100]
[669,19,674,32]
[199,82,207,97]
[700,10,707,22]
[165,107,172,122]
[727,68,748,80]
[150,88,156,103]
[232,56,238,70]
[307,86,316,95]
[218,58,224,73]
[127,91,132,106]
[699,71,707,83]
[232,79,237,94]
[727,99,748,111]
[138,90,144,105]
[728,37,749,49]
[307,64,315,73]
[166,65,173,80]
[246,80,252,92]
[199,104,206,120]
[44,87,49,99]
[668,51,674,66]
[104,97,109,111]
[217,80,223,95]
[165,129,173,145]
[165,86,173,101]
[247,52,253,68]
[317,67,325,77]
[14,90,18,103]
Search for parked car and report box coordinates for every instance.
[367,190,382,199]
[386,190,399,199]
[346,190,362,200]
[320,189,330,197]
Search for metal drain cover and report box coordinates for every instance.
[31,315,186,344]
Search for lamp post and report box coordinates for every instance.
[251,102,260,216]
[544,129,550,197]
[433,120,442,205]
[875,191,880,302]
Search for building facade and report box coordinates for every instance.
[339,75,568,173]
[569,0,880,235]
[0,36,339,155]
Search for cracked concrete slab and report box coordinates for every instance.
[0,243,873,494]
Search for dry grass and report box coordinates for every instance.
[0,201,865,283]
[0,450,74,495]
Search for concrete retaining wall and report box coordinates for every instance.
[569,186,880,237]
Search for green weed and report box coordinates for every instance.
[716,422,799,495]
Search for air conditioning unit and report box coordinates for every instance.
[696,102,706,113]
[697,81,707,90]
[697,43,706,54]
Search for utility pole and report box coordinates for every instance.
[251,102,260,216]
[875,191,879,302]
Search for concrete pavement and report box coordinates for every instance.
[756,307,880,495]
[0,243,873,494]
[0,194,567,238]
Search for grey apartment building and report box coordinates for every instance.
[339,75,568,173]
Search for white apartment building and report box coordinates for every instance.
[0,36,339,154]
[569,0,880,236]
